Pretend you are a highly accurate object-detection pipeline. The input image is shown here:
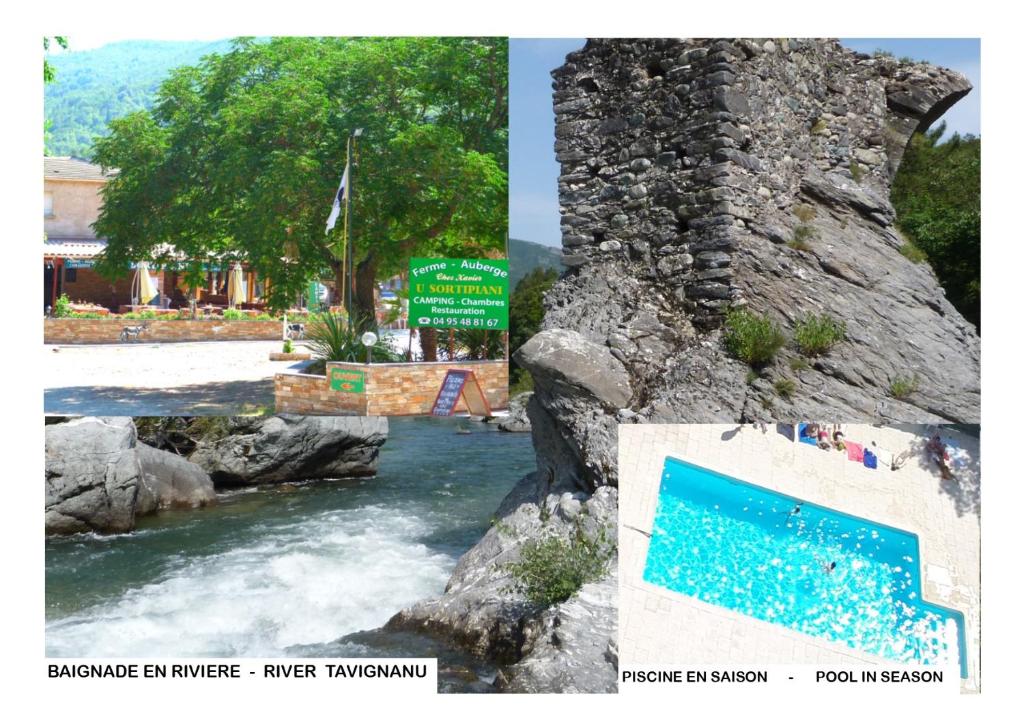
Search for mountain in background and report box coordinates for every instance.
[508,238,562,288]
[44,39,232,158]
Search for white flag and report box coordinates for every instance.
[325,163,349,234]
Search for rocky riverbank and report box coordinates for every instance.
[45,415,388,535]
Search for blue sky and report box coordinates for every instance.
[510,38,981,246]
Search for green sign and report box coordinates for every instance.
[329,368,366,393]
[408,258,509,330]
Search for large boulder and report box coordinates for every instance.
[45,417,142,534]
[497,392,533,433]
[188,414,388,485]
[135,443,216,514]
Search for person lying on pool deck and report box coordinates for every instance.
[926,433,954,480]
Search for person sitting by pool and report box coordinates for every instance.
[926,433,954,480]
[832,425,846,451]
[816,427,832,449]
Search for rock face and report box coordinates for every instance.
[45,417,142,534]
[135,443,216,514]
[387,482,618,693]
[538,37,978,428]
[188,415,388,485]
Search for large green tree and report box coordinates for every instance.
[892,123,980,330]
[92,37,508,318]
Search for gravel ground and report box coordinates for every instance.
[43,341,307,416]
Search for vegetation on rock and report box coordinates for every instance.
[794,313,846,356]
[503,518,615,608]
[723,309,786,367]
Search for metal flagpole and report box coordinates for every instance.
[345,128,363,330]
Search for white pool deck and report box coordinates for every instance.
[619,423,981,693]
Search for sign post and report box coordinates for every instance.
[431,369,491,417]
[409,258,509,330]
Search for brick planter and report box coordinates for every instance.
[275,359,509,416]
[269,351,311,361]
[44,317,284,344]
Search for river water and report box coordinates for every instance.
[46,416,535,683]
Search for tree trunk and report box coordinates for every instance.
[331,261,346,312]
[354,254,377,331]
[420,327,438,362]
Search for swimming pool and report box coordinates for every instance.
[643,457,967,678]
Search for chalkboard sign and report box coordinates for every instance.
[430,369,491,417]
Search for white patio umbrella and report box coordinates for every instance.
[228,263,247,308]
[133,261,159,306]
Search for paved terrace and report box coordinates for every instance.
[619,423,980,693]
[43,341,304,416]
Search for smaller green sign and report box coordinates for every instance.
[330,368,366,393]
[408,258,509,330]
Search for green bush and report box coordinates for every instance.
[282,339,294,354]
[774,378,796,399]
[222,308,246,320]
[788,225,814,250]
[793,314,846,356]
[889,374,919,400]
[305,312,400,364]
[723,309,786,366]
[53,293,72,318]
[503,520,615,608]
[849,160,864,183]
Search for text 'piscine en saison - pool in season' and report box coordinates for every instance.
[408,258,509,329]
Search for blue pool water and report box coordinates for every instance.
[644,457,967,678]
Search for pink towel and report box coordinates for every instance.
[846,441,864,462]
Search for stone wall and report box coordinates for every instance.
[274,360,509,416]
[44,317,283,344]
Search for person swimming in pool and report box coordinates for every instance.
[786,502,802,521]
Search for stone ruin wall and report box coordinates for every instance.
[551,38,971,329]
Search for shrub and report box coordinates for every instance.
[849,160,864,183]
[889,374,919,400]
[305,312,400,364]
[745,369,759,385]
[53,293,72,318]
[899,241,928,264]
[723,309,786,366]
[789,357,809,372]
[774,378,796,399]
[793,314,846,356]
[788,225,814,250]
[810,118,828,135]
[222,308,246,320]
[282,339,294,354]
[503,519,615,608]
[792,203,817,223]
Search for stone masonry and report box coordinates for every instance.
[45,318,283,344]
[275,360,509,416]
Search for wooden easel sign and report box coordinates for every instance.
[431,369,492,417]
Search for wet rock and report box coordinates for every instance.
[498,392,533,433]
[188,415,388,485]
[135,443,216,514]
